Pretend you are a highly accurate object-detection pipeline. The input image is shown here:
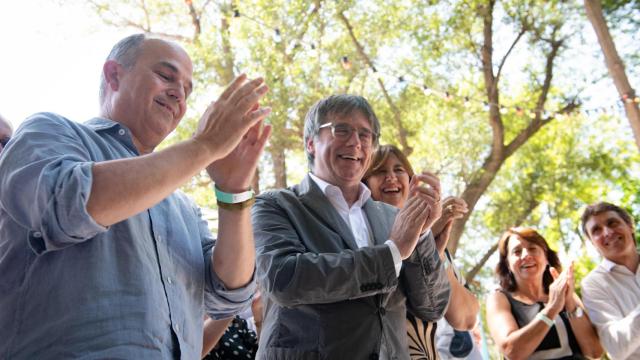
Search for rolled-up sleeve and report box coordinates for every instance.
[582,277,640,359]
[0,113,106,255]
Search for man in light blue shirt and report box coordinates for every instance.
[0,113,11,153]
[0,34,271,359]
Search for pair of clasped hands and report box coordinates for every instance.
[389,172,468,259]
[193,74,272,193]
[547,261,580,317]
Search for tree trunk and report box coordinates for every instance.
[584,0,640,151]
[447,1,563,257]
[271,147,288,189]
[252,168,261,195]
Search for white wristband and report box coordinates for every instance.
[213,184,254,204]
[536,312,554,327]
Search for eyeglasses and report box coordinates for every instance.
[0,136,10,148]
[318,122,378,148]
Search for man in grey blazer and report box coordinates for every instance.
[252,95,451,359]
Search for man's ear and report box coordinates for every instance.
[103,60,122,92]
[306,136,315,157]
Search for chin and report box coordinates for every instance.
[383,197,403,208]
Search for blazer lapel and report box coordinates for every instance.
[299,175,359,251]
[363,198,393,246]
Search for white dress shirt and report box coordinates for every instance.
[581,255,640,360]
[308,173,403,276]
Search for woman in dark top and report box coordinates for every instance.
[486,227,603,360]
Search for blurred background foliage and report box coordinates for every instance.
[76,0,639,355]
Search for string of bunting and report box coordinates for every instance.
[230,7,639,119]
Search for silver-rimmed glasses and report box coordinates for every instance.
[318,122,378,148]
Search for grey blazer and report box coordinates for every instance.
[252,175,450,360]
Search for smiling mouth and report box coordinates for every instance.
[339,155,361,161]
[382,188,401,194]
[155,99,175,117]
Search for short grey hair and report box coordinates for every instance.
[303,94,380,170]
[99,34,147,105]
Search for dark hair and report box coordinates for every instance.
[496,227,561,293]
[581,201,635,240]
[303,95,380,170]
[363,144,414,184]
[99,34,147,104]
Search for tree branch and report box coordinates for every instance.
[494,28,526,85]
[465,199,539,284]
[184,0,202,39]
[337,11,413,155]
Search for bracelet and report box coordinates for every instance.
[213,184,254,204]
[217,197,255,211]
[535,312,554,327]
[566,307,584,319]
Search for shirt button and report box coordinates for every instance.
[156,235,162,242]
[175,324,180,332]
[33,231,42,238]
[167,277,172,285]
[118,129,126,136]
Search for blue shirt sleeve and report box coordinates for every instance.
[0,113,107,254]
[194,203,256,319]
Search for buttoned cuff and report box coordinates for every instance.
[385,240,403,277]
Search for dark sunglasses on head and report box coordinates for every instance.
[0,137,11,147]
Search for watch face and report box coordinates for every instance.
[569,307,584,319]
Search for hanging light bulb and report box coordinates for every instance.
[499,106,508,114]
[483,102,490,111]
[341,56,352,70]
[423,86,433,96]
[444,91,453,101]
[274,28,281,43]
[516,106,524,116]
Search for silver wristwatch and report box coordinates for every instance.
[566,307,584,319]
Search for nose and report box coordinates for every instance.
[344,128,362,147]
[167,86,185,103]
[384,172,397,182]
[602,226,614,237]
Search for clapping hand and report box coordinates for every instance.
[194,74,271,177]
[389,171,442,259]
[431,197,468,255]
[196,74,272,192]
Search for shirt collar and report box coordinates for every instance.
[84,117,139,155]
[84,117,126,131]
[308,172,371,208]
[600,257,618,272]
[599,252,640,274]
